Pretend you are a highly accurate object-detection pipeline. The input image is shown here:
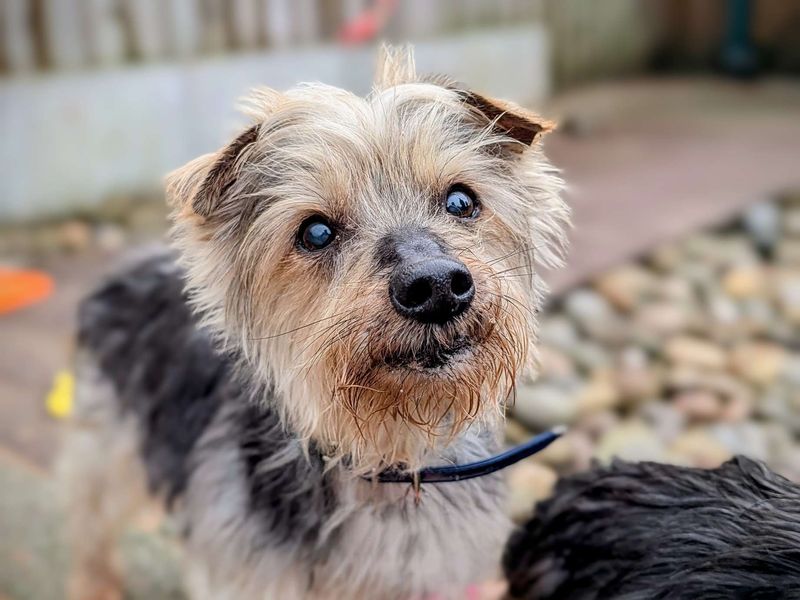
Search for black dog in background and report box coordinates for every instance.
[504,456,800,600]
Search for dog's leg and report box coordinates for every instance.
[59,354,148,600]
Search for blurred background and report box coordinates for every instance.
[1,1,800,598]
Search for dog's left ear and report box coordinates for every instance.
[426,75,554,147]
[459,90,555,147]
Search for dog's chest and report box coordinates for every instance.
[185,406,510,598]
[311,474,511,598]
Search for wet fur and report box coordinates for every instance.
[61,46,569,599]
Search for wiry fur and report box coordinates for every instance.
[504,457,800,600]
[167,56,567,474]
[61,46,569,599]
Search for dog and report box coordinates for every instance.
[60,46,569,600]
[504,456,800,600]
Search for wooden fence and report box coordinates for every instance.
[0,0,546,74]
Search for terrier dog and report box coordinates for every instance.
[504,457,800,600]
[61,47,569,600]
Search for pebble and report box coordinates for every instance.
[634,301,691,337]
[576,370,620,415]
[683,233,757,269]
[774,271,800,324]
[594,420,666,463]
[666,366,753,405]
[773,447,800,482]
[569,340,612,372]
[729,341,787,386]
[513,383,579,430]
[639,402,686,444]
[664,335,727,370]
[507,461,557,522]
[708,422,769,462]
[655,276,696,304]
[780,354,800,386]
[722,265,767,299]
[564,289,614,324]
[529,431,577,470]
[705,292,741,331]
[742,201,781,250]
[757,386,800,435]
[569,431,596,472]
[648,242,683,272]
[593,264,655,312]
[536,346,576,380]
[668,429,732,468]
[504,418,532,445]
[760,422,795,464]
[719,393,753,423]
[538,316,580,351]
[576,410,619,442]
[615,348,663,404]
[739,298,776,334]
[673,261,716,293]
[673,390,723,422]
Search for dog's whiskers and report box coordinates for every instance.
[250,311,351,341]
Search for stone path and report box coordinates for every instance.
[544,78,800,292]
[506,194,800,521]
[1,78,800,598]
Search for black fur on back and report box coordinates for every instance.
[76,250,338,550]
[77,251,235,505]
[504,457,800,600]
[235,401,338,546]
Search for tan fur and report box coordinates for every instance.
[166,46,569,476]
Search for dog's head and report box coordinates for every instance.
[167,46,569,474]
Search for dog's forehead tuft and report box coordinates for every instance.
[242,83,483,195]
[245,81,464,143]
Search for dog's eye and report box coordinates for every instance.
[445,186,480,219]
[299,218,335,251]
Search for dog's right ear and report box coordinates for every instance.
[166,124,260,219]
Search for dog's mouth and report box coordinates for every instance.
[382,333,474,371]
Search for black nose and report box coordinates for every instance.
[390,258,475,324]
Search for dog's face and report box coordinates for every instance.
[168,48,568,473]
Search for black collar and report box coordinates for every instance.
[367,426,565,484]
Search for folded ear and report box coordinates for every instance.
[166,124,261,218]
[459,90,555,147]
[425,74,554,147]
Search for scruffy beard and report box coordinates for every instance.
[287,276,532,476]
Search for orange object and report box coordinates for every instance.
[0,268,54,314]
[338,0,397,45]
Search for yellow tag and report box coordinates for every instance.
[46,370,75,419]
